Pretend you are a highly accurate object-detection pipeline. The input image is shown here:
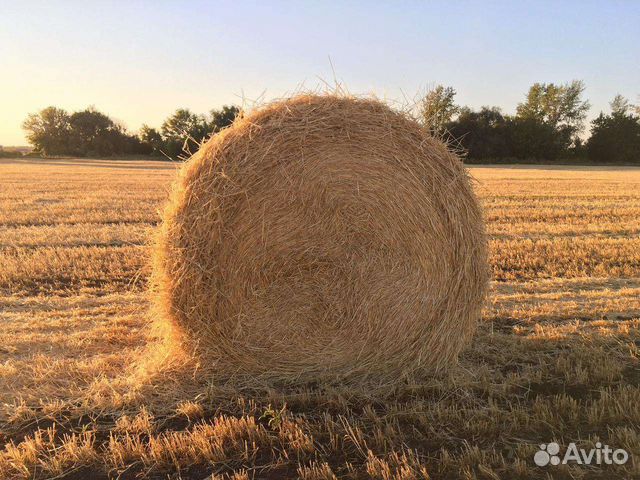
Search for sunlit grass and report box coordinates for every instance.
[0,158,638,479]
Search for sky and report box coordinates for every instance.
[1,0,639,146]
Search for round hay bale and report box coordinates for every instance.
[153,94,488,386]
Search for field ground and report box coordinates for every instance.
[0,158,638,479]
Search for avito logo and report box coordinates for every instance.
[534,442,629,466]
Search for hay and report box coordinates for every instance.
[152,94,488,387]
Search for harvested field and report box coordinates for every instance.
[0,158,638,479]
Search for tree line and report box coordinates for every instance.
[22,105,240,160]
[421,81,640,163]
[20,81,640,163]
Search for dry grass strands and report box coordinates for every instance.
[152,94,488,388]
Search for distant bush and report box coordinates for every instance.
[0,148,22,158]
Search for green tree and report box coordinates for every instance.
[609,94,631,115]
[587,104,640,163]
[160,109,209,159]
[22,106,71,155]
[447,105,570,162]
[516,80,590,134]
[156,106,240,159]
[24,105,149,157]
[69,107,120,156]
[445,106,509,160]
[504,116,568,160]
[419,85,459,135]
[68,107,149,157]
[139,125,164,155]
[209,105,241,133]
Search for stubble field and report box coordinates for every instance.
[0,158,638,479]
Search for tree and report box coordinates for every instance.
[160,109,210,159]
[587,107,640,164]
[209,105,241,133]
[445,106,510,160]
[156,106,240,159]
[23,105,149,157]
[139,125,164,155]
[69,107,120,156]
[67,107,149,156]
[610,94,631,115]
[516,80,590,134]
[22,104,241,159]
[22,107,71,155]
[419,85,459,135]
[504,116,568,160]
[447,105,570,162]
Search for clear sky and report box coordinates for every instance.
[1,0,639,145]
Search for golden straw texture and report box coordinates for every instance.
[152,94,488,386]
